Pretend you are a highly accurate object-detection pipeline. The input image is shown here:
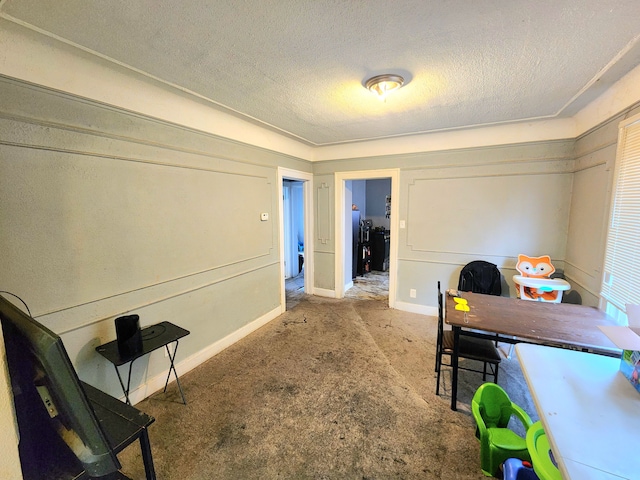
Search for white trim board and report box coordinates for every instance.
[394,301,437,317]
[313,287,337,298]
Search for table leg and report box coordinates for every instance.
[451,326,460,411]
[139,428,157,480]
[113,363,134,406]
[163,340,186,404]
[125,360,135,405]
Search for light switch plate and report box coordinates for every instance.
[260,212,269,221]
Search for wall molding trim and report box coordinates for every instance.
[563,274,601,301]
[0,74,310,169]
[316,182,331,245]
[397,255,516,264]
[575,99,640,141]
[44,260,280,335]
[563,259,597,278]
[1,135,278,179]
[573,138,617,160]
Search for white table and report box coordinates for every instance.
[516,343,640,479]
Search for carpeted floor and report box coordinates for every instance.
[119,293,537,479]
[286,269,390,309]
[344,271,390,301]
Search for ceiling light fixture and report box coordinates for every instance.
[365,74,405,100]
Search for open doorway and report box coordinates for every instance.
[278,168,313,311]
[283,180,304,297]
[345,179,391,300]
[335,169,399,307]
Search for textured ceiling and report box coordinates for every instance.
[2,0,640,146]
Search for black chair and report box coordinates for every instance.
[434,281,501,396]
[458,260,504,349]
[458,260,502,296]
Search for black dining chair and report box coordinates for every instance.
[458,260,505,349]
[434,281,501,396]
[457,260,502,296]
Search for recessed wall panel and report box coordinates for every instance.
[0,145,274,314]
[406,174,572,258]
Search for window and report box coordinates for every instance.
[601,112,640,324]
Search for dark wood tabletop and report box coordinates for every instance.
[445,292,620,353]
[96,321,190,366]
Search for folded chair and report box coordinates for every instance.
[526,421,562,480]
[434,281,501,396]
[471,383,533,477]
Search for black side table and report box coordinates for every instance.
[96,321,190,405]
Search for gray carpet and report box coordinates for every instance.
[119,294,537,479]
[345,271,390,301]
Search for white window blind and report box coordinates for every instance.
[601,114,640,313]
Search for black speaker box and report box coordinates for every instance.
[115,314,143,357]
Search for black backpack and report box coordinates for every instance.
[457,260,502,296]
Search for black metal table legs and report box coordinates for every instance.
[112,339,186,406]
[163,340,186,404]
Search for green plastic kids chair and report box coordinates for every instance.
[526,421,562,480]
[471,383,534,477]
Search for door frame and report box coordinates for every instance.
[282,181,299,279]
[278,167,314,311]
[334,169,399,308]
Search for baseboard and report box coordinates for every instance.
[394,300,437,317]
[313,287,336,298]
[127,305,282,405]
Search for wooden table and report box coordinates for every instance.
[445,292,619,410]
[516,343,640,479]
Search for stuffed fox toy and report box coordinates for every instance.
[514,254,559,302]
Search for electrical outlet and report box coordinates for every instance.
[409,288,416,298]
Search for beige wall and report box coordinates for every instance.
[314,140,575,311]
[0,77,310,403]
[565,103,640,306]
[314,103,640,313]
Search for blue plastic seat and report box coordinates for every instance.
[503,458,539,480]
